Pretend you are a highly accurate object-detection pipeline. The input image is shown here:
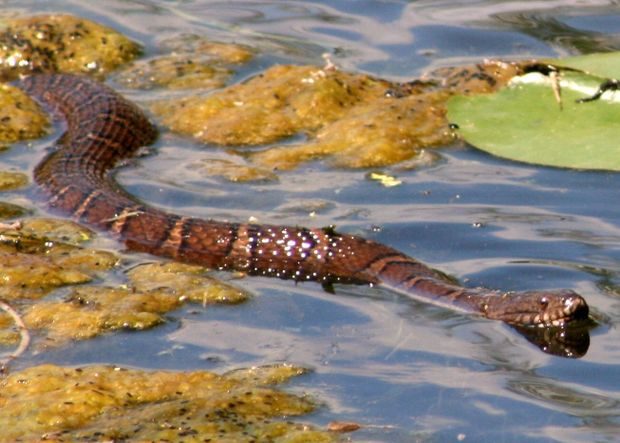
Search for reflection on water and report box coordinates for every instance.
[508,375,620,415]
[7,0,620,441]
[496,13,620,54]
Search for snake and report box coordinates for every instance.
[17,73,589,328]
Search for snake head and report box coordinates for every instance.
[483,289,589,327]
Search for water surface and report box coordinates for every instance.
[4,1,620,441]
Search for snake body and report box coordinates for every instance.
[20,74,589,327]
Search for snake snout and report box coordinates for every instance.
[559,290,589,322]
[525,289,589,327]
[486,289,590,327]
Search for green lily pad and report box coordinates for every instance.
[547,52,620,79]
[447,69,620,170]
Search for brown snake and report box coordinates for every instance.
[18,74,589,329]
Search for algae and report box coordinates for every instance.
[24,286,180,341]
[16,218,94,245]
[250,90,452,170]
[116,54,235,90]
[190,156,279,183]
[0,83,49,146]
[152,61,524,172]
[0,14,141,80]
[0,170,27,190]
[116,37,253,90]
[128,262,250,305]
[0,219,119,348]
[0,200,27,219]
[0,363,337,442]
[21,262,251,342]
[151,64,393,146]
[160,34,254,65]
[0,223,118,301]
[0,13,144,145]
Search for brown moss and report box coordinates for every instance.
[426,59,525,95]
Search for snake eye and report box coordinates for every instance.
[540,296,549,308]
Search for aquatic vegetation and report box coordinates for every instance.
[153,61,523,173]
[128,262,250,305]
[0,220,117,301]
[0,363,337,442]
[0,14,141,80]
[0,83,48,146]
[0,170,27,190]
[151,64,394,146]
[448,54,620,170]
[116,36,253,90]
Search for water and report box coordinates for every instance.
[6,1,620,441]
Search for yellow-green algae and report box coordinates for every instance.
[151,64,394,146]
[0,83,48,146]
[152,61,524,172]
[0,221,118,301]
[0,218,117,347]
[0,13,144,145]
[25,286,179,341]
[0,14,141,80]
[116,54,236,90]
[23,262,250,342]
[0,218,255,346]
[0,218,256,346]
[116,38,253,90]
[0,200,27,219]
[190,156,279,183]
[16,217,94,245]
[0,363,337,442]
[250,90,452,170]
[0,310,20,346]
[160,34,255,65]
[128,262,250,305]
[0,170,27,190]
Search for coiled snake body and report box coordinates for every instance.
[20,74,589,328]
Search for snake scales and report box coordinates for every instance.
[18,73,589,330]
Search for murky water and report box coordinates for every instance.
[3,0,620,441]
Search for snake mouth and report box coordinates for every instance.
[486,289,590,327]
[539,293,590,327]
